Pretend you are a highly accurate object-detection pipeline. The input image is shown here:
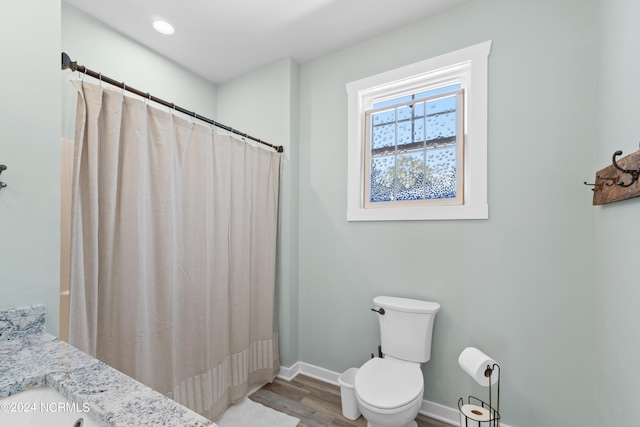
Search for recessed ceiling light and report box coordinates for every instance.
[153,20,175,35]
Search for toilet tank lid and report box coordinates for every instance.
[374,296,440,314]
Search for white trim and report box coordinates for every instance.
[346,41,492,221]
[421,399,462,426]
[276,362,300,382]
[278,361,514,427]
[278,361,340,385]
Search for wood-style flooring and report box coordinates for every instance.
[249,375,452,427]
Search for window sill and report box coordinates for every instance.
[347,203,488,221]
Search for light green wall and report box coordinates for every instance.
[0,1,62,335]
[595,0,640,424]
[297,0,596,426]
[217,58,301,367]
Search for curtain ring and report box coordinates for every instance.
[146,93,151,105]
[122,82,126,94]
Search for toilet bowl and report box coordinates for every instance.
[354,357,424,427]
[353,296,440,427]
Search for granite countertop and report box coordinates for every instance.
[0,305,214,427]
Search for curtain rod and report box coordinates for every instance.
[61,52,284,153]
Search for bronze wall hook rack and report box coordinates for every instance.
[587,148,640,205]
[611,150,640,187]
[0,164,6,190]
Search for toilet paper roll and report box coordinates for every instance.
[458,347,498,386]
[460,404,492,426]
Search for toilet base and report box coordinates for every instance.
[366,421,417,427]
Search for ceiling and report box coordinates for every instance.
[64,0,471,84]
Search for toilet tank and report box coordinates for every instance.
[374,296,440,363]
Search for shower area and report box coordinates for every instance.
[59,54,283,421]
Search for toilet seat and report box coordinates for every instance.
[354,358,424,410]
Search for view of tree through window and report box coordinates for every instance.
[365,84,463,205]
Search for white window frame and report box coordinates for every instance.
[346,41,491,221]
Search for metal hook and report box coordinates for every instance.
[600,176,618,187]
[583,181,600,192]
[611,150,640,187]
[584,176,618,192]
[0,164,7,190]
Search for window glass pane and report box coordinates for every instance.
[425,145,457,199]
[371,122,395,151]
[427,94,457,115]
[397,121,412,147]
[396,150,425,201]
[413,101,425,118]
[412,102,425,143]
[426,94,457,143]
[397,105,412,121]
[370,155,395,202]
[373,108,395,125]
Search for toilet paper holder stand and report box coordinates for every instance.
[458,363,501,427]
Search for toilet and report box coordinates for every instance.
[354,296,440,427]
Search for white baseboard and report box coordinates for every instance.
[278,362,513,427]
[278,361,340,386]
[420,399,460,426]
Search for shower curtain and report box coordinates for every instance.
[68,81,281,420]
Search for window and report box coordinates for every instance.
[346,41,491,221]
[365,85,464,208]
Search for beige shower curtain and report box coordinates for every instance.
[68,81,280,420]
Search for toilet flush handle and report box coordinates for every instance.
[370,307,385,315]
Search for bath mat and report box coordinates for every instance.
[216,398,300,427]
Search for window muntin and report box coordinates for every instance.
[364,87,464,207]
